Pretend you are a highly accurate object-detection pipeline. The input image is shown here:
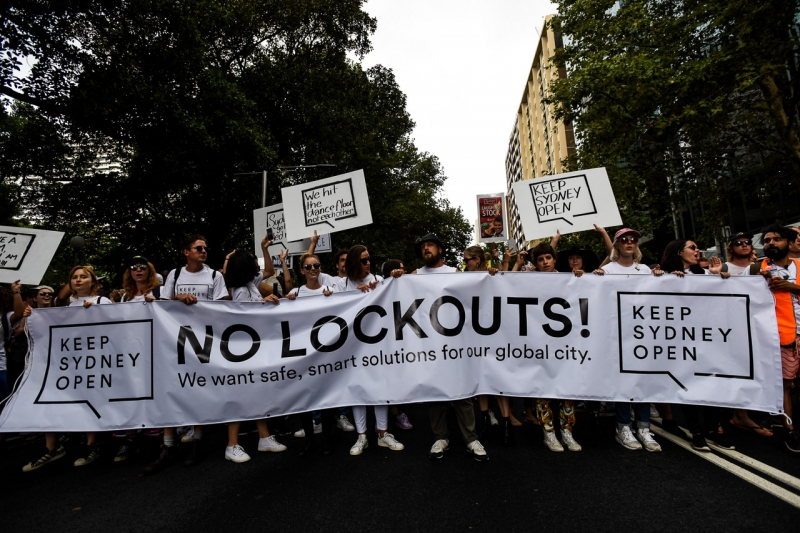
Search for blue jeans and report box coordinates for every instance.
[616,402,650,429]
[313,406,348,422]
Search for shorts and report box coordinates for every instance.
[781,339,799,380]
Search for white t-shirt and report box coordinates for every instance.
[416,265,458,275]
[319,272,337,286]
[231,282,262,302]
[602,261,652,275]
[725,263,752,276]
[684,268,711,275]
[122,290,157,303]
[162,265,228,301]
[333,274,383,292]
[289,285,332,298]
[69,296,113,307]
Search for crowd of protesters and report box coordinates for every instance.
[1,222,799,475]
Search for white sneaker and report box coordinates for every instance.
[560,429,582,452]
[429,439,449,459]
[293,428,306,438]
[543,431,564,452]
[257,435,287,452]
[466,440,488,461]
[337,415,355,432]
[349,434,368,456]
[378,432,404,451]
[225,444,251,463]
[488,411,499,426]
[636,427,662,452]
[180,426,195,443]
[616,425,642,450]
[650,404,660,419]
[313,421,322,434]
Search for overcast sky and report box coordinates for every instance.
[361,0,557,239]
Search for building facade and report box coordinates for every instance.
[505,14,575,247]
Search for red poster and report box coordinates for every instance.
[476,193,506,243]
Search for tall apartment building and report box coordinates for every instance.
[505,14,576,247]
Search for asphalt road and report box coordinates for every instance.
[1,402,799,532]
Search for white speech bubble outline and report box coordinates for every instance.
[34,320,154,419]
[530,174,597,226]
[0,231,36,271]
[301,179,358,229]
[616,292,754,391]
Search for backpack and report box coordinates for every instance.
[721,262,760,275]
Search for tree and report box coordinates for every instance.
[547,0,800,251]
[1,1,471,283]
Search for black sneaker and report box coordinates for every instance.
[662,419,686,438]
[114,439,137,462]
[74,444,100,466]
[785,429,800,453]
[22,446,66,472]
[144,445,177,475]
[691,434,710,451]
[183,440,204,467]
[706,431,735,450]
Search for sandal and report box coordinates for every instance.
[729,419,773,437]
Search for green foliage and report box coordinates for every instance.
[548,0,800,252]
[1,0,470,287]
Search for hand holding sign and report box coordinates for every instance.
[512,167,622,241]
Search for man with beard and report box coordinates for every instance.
[760,224,800,452]
[391,234,488,461]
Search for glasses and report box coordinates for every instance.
[303,263,321,271]
[39,292,53,297]
[732,240,752,247]
[684,245,698,251]
[465,256,479,262]
[618,236,638,244]
[192,246,208,252]
[360,257,371,265]
[130,264,148,271]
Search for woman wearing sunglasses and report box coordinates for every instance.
[333,245,405,456]
[660,239,732,452]
[121,256,161,302]
[286,253,338,456]
[219,250,284,463]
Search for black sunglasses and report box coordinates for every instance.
[360,257,371,265]
[303,263,321,271]
[684,245,698,251]
[192,246,208,252]
[39,292,53,297]
[732,240,752,247]
[619,236,638,244]
[130,264,148,271]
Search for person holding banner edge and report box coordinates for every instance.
[392,234,488,461]
[334,245,405,456]
[145,235,228,474]
[594,228,664,452]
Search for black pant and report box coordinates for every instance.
[682,405,723,435]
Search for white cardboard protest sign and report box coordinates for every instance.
[511,167,622,240]
[281,169,372,240]
[476,193,508,244]
[0,274,782,432]
[253,204,331,267]
[0,226,65,285]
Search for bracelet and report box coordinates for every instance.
[13,290,20,294]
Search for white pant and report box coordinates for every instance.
[352,405,389,434]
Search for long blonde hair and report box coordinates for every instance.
[464,245,487,271]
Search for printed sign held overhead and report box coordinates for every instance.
[476,193,507,244]
[0,226,65,285]
[281,170,372,240]
[253,205,332,267]
[511,167,622,240]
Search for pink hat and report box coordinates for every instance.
[613,228,641,243]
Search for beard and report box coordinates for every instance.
[764,245,789,260]
[423,253,441,267]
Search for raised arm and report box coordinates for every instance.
[594,224,613,256]
[260,234,276,279]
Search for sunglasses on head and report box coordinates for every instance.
[130,264,148,271]
[39,292,53,297]
[303,263,321,271]
[360,257,371,265]
[192,246,208,252]
[619,236,638,244]
[732,240,752,247]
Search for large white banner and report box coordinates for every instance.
[0,273,782,432]
[0,226,65,284]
